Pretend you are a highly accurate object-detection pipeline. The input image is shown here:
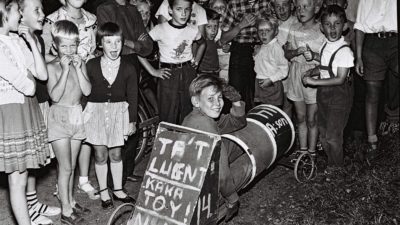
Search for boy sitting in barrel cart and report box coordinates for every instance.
[181,74,246,222]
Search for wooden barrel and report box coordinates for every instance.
[222,104,295,189]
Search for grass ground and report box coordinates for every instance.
[0,131,399,225]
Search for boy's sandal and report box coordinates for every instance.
[60,212,84,225]
[112,189,136,204]
[78,181,100,200]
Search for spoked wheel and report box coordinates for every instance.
[107,203,135,225]
[294,152,317,182]
[135,104,149,165]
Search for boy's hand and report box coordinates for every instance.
[223,83,241,102]
[152,68,171,80]
[72,55,82,68]
[127,122,137,136]
[253,44,261,56]
[190,59,199,69]
[355,58,364,76]
[222,43,231,53]
[302,68,319,86]
[239,13,256,29]
[297,46,307,56]
[259,78,272,88]
[303,44,314,61]
[60,55,72,71]
[18,24,34,43]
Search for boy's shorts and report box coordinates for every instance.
[48,104,86,142]
[254,79,284,106]
[362,35,398,81]
[287,62,317,104]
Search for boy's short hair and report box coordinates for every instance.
[189,75,224,97]
[320,4,347,23]
[256,16,279,33]
[136,0,152,7]
[168,0,193,8]
[0,0,17,27]
[96,22,123,48]
[51,20,79,46]
[205,8,220,21]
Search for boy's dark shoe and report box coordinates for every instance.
[61,212,84,225]
[365,141,379,161]
[72,203,91,216]
[127,174,143,182]
[225,201,240,222]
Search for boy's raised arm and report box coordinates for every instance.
[47,58,69,102]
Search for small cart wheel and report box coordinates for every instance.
[294,152,316,183]
[107,203,135,225]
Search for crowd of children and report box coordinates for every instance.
[0,0,397,224]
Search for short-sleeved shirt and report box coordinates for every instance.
[276,16,298,46]
[220,0,273,43]
[155,0,208,27]
[149,22,202,63]
[43,7,97,61]
[319,37,354,79]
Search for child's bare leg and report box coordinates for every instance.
[8,170,30,225]
[78,143,91,178]
[93,145,111,200]
[282,93,292,119]
[294,101,308,150]
[306,103,318,152]
[109,147,126,197]
[365,80,383,145]
[69,140,82,206]
[52,139,74,216]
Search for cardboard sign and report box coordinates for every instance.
[129,122,220,225]
[190,146,219,225]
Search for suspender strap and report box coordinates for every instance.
[320,43,350,78]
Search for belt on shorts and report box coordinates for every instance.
[366,32,397,39]
[160,61,191,69]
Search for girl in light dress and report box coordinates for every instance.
[0,1,49,224]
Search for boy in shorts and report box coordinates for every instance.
[47,20,92,225]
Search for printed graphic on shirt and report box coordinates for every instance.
[173,41,189,59]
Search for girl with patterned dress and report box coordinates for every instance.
[0,1,49,224]
[84,22,137,209]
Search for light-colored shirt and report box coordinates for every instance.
[354,0,397,33]
[319,37,354,79]
[0,34,36,104]
[149,22,202,63]
[43,7,97,61]
[155,0,208,27]
[277,16,298,46]
[254,38,288,82]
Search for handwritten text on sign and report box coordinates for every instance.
[130,124,219,225]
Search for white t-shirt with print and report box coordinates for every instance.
[155,0,207,27]
[149,22,202,63]
[319,37,354,79]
